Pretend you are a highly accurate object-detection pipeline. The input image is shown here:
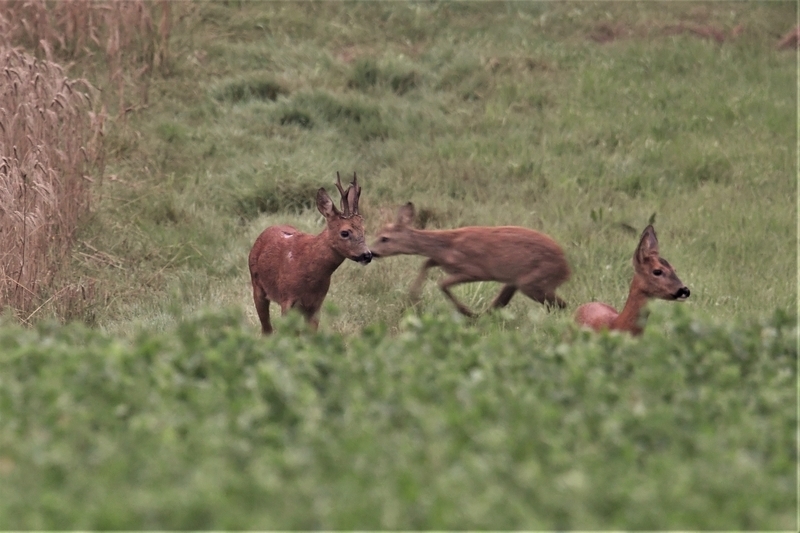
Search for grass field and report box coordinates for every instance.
[63,0,795,335]
[0,1,797,529]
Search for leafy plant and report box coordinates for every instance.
[0,306,794,529]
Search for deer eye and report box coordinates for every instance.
[380,236,389,243]
[653,269,663,276]
[340,230,350,238]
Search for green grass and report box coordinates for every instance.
[0,1,797,529]
[67,1,795,335]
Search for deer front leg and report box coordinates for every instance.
[438,273,478,317]
[545,293,568,311]
[409,258,438,302]
[490,284,517,309]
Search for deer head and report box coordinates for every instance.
[369,202,418,258]
[632,225,690,301]
[317,172,371,265]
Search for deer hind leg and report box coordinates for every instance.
[280,300,319,331]
[519,284,567,311]
[518,274,567,311]
[295,303,320,331]
[490,284,517,309]
[438,273,479,317]
[252,283,273,335]
[409,258,438,302]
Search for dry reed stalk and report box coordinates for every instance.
[0,0,175,114]
[0,48,105,320]
[0,0,176,322]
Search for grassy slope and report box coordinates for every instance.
[70,1,795,336]
[0,2,797,529]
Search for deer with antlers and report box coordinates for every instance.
[248,172,372,334]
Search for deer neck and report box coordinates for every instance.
[611,280,650,335]
[310,229,346,275]
[407,228,456,260]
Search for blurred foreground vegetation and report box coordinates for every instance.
[0,306,796,529]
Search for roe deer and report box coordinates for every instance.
[369,203,570,317]
[574,225,690,335]
[248,172,372,334]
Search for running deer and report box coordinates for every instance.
[369,202,571,316]
[248,173,372,334]
[574,225,690,335]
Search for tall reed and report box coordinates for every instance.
[0,48,105,321]
[0,0,173,113]
[0,0,174,322]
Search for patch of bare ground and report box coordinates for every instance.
[335,45,363,64]
[661,22,728,44]
[776,25,800,50]
[484,56,556,77]
[588,22,631,44]
[588,19,753,46]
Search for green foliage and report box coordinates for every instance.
[348,58,420,95]
[155,121,188,144]
[274,90,390,141]
[0,307,795,529]
[211,74,288,104]
[348,58,381,91]
[277,108,313,128]
[437,54,492,101]
[231,171,320,220]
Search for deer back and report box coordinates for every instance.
[370,202,569,285]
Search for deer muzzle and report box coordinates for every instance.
[354,251,373,265]
[673,287,690,300]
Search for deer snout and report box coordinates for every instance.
[674,287,690,300]
[355,251,372,265]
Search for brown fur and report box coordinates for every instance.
[248,174,371,334]
[575,225,690,335]
[370,203,570,317]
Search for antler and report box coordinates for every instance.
[347,172,361,216]
[334,171,361,217]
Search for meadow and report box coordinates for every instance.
[53,0,795,334]
[0,1,796,529]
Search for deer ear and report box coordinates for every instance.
[634,225,659,265]
[397,202,415,226]
[316,188,339,220]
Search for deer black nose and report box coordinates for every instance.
[357,251,372,264]
[675,287,690,299]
